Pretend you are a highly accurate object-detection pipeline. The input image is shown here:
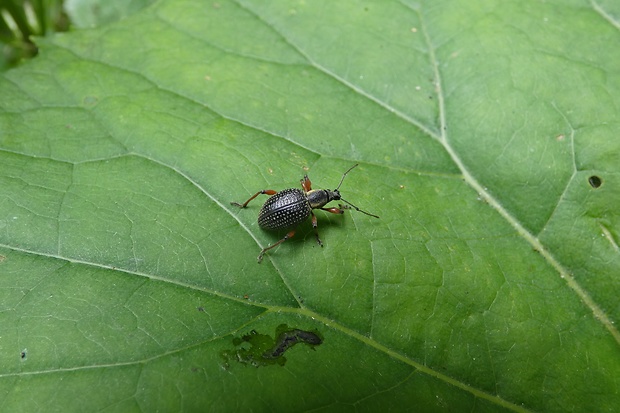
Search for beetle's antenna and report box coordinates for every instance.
[340,198,380,218]
[333,164,379,218]
[335,164,359,191]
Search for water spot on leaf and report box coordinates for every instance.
[82,96,98,106]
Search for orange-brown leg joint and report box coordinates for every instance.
[301,175,312,192]
[320,207,344,214]
[231,189,277,208]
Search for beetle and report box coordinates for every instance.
[231,164,379,263]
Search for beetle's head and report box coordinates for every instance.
[328,189,342,202]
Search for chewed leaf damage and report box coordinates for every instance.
[222,324,323,368]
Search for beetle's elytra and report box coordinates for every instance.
[231,164,379,263]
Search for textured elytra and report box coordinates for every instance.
[258,188,312,230]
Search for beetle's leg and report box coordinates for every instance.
[310,211,323,247]
[231,190,277,208]
[257,230,295,263]
[300,175,312,192]
[320,207,345,214]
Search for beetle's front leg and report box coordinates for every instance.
[320,207,345,214]
[310,211,323,247]
[231,190,277,208]
[300,175,312,192]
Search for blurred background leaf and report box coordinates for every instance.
[0,0,68,68]
[0,0,155,69]
[64,0,155,28]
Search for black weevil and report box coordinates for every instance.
[231,164,379,262]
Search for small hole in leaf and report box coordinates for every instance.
[588,176,602,188]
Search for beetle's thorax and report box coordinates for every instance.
[307,189,341,209]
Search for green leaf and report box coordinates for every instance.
[64,0,156,28]
[1,0,619,411]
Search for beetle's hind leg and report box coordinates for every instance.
[231,190,277,208]
[258,230,296,263]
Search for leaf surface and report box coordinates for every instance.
[1,0,619,412]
